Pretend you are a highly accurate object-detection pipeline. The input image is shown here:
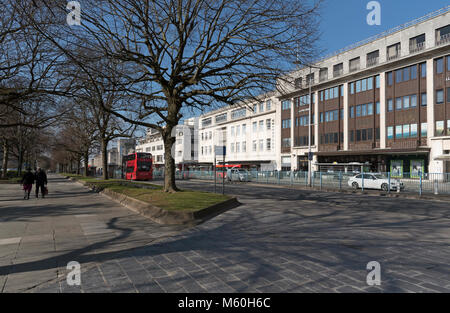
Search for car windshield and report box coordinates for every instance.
[373,174,386,179]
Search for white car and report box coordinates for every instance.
[348,173,404,191]
[226,168,251,182]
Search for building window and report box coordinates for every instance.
[403,96,410,109]
[282,100,291,110]
[350,130,354,142]
[253,104,257,114]
[403,124,410,138]
[436,121,445,136]
[236,125,240,136]
[387,72,393,85]
[253,122,257,132]
[376,75,380,88]
[236,142,240,153]
[356,130,361,141]
[242,141,246,152]
[282,138,291,148]
[320,112,323,123]
[376,102,380,115]
[252,140,257,152]
[282,119,291,129]
[356,105,361,117]
[403,67,410,81]
[230,143,235,153]
[266,139,271,151]
[420,62,426,78]
[387,126,394,140]
[231,108,246,120]
[350,83,354,94]
[361,103,367,116]
[356,80,361,93]
[395,69,402,83]
[367,103,373,115]
[436,89,444,104]
[447,87,450,103]
[350,106,354,118]
[215,113,227,123]
[231,126,235,136]
[411,95,417,108]
[436,57,444,74]
[410,65,417,80]
[266,100,272,111]
[242,124,246,135]
[447,120,450,135]
[448,56,450,71]
[388,99,393,112]
[333,63,343,77]
[259,102,264,113]
[259,120,264,131]
[396,98,402,110]
[395,125,402,139]
[410,124,418,138]
[421,123,427,137]
[421,93,427,106]
[266,119,271,130]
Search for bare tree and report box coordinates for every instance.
[32,0,321,191]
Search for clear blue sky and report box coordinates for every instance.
[317,0,449,57]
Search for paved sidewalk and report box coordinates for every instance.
[1,176,449,293]
[0,175,186,292]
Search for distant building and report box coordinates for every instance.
[136,117,199,169]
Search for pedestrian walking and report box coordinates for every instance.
[21,168,35,200]
[35,168,48,198]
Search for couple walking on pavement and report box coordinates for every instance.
[21,168,48,200]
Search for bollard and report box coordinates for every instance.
[339,171,342,190]
[419,171,422,196]
[277,171,280,185]
[434,179,439,195]
[388,172,391,193]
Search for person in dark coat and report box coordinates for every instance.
[35,168,48,198]
[21,168,35,200]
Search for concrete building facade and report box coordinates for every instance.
[277,7,450,175]
[197,93,281,170]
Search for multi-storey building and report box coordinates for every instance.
[136,117,199,169]
[197,93,281,170]
[278,7,450,175]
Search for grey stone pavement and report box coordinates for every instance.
[0,175,449,293]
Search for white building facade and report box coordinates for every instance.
[136,117,199,169]
[197,94,282,170]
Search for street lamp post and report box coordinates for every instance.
[295,64,325,187]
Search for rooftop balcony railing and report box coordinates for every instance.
[333,69,344,78]
[437,33,450,46]
[349,64,360,73]
[366,57,379,67]
[410,41,426,53]
[387,51,401,61]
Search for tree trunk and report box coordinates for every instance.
[84,151,89,177]
[17,150,23,176]
[163,130,178,192]
[101,138,108,180]
[2,139,8,178]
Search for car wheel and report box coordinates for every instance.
[381,183,388,191]
[352,182,359,190]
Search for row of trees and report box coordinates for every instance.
[1,0,321,192]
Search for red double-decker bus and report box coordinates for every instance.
[122,152,153,181]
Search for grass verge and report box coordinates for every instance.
[64,174,231,212]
